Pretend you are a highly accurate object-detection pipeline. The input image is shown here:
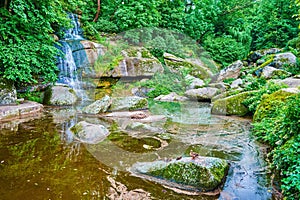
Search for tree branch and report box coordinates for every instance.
[93,0,101,22]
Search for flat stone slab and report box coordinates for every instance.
[0,101,43,121]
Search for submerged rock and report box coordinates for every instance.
[109,96,148,111]
[154,92,188,102]
[70,121,109,144]
[82,95,111,114]
[0,78,17,105]
[131,156,229,192]
[211,91,255,116]
[185,87,219,101]
[43,85,78,106]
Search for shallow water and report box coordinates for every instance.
[0,101,272,199]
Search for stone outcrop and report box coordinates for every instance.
[131,156,229,192]
[185,87,220,101]
[43,85,78,106]
[70,121,109,144]
[0,78,17,105]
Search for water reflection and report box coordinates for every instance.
[0,102,272,199]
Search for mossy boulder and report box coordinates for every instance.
[43,85,78,106]
[253,88,300,122]
[109,96,148,111]
[261,66,291,79]
[211,91,256,116]
[0,78,17,105]
[185,87,220,101]
[216,60,243,82]
[131,156,229,192]
[82,95,111,114]
[70,121,109,144]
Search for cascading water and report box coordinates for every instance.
[56,13,89,101]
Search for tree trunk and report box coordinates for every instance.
[93,0,101,22]
[4,0,8,9]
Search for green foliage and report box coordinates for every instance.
[17,91,44,103]
[0,0,69,87]
[252,94,300,199]
[243,80,286,113]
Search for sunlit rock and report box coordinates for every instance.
[109,96,148,111]
[43,85,78,106]
[154,92,188,102]
[82,95,111,114]
[185,87,220,101]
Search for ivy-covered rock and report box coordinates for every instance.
[109,96,148,111]
[82,95,111,114]
[211,91,256,116]
[185,87,220,101]
[253,88,300,122]
[43,85,78,106]
[0,78,17,105]
[131,156,229,192]
[70,121,109,144]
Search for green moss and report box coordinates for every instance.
[43,86,52,105]
[253,89,298,122]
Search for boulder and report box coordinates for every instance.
[253,88,300,122]
[43,85,78,106]
[261,66,291,79]
[185,75,205,89]
[131,156,229,192]
[185,87,220,101]
[217,60,243,82]
[164,53,214,80]
[82,95,111,114]
[0,78,17,105]
[275,77,300,88]
[211,91,256,116]
[273,52,297,68]
[154,92,188,102]
[109,96,148,111]
[70,121,109,144]
[131,87,154,98]
[248,48,281,62]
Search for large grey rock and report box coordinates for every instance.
[185,87,220,101]
[230,78,243,89]
[276,77,300,88]
[217,60,244,82]
[185,75,205,89]
[0,78,17,105]
[154,92,188,102]
[261,66,291,79]
[43,85,78,106]
[273,52,297,68]
[164,53,214,80]
[109,96,148,111]
[82,95,111,114]
[131,156,229,192]
[249,48,281,62]
[70,121,109,144]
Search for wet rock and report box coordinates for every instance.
[154,92,188,102]
[211,91,256,116]
[82,95,111,114]
[0,78,17,105]
[273,52,297,68]
[131,156,229,192]
[217,60,243,82]
[185,75,205,89]
[230,79,243,89]
[261,66,291,79]
[254,88,300,122]
[185,87,220,101]
[0,101,43,121]
[109,96,148,111]
[43,85,78,106]
[70,121,109,144]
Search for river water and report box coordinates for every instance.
[0,101,272,199]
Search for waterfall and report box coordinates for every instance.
[56,13,89,101]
